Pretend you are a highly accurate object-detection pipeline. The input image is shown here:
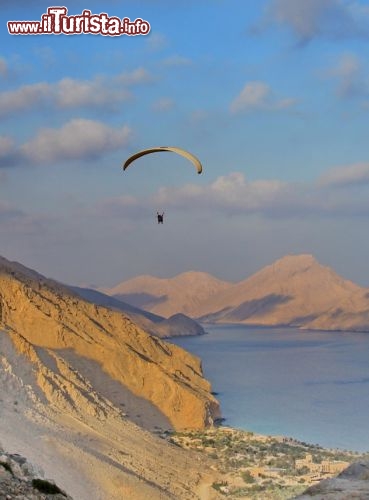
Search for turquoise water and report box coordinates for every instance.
[169,325,369,452]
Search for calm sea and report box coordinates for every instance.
[169,324,369,452]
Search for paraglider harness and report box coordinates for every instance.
[157,212,164,224]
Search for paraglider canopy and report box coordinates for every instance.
[122,146,203,174]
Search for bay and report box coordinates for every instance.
[169,324,369,452]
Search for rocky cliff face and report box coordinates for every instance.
[0,256,220,431]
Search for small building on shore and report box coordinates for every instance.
[295,454,349,475]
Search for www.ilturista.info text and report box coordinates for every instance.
[7,7,151,36]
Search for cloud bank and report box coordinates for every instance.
[326,52,369,103]
[101,165,369,220]
[230,81,296,113]
[0,68,153,118]
[0,119,131,167]
[318,162,369,187]
[258,0,369,43]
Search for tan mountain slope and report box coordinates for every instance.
[305,288,369,332]
[0,328,222,500]
[71,285,206,338]
[0,255,220,430]
[105,271,232,318]
[197,254,362,325]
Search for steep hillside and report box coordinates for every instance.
[71,285,206,338]
[198,254,362,326]
[104,271,232,318]
[0,256,219,430]
[305,288,369,332]
[0,329,222,500]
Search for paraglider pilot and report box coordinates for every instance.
[157,212,164,224]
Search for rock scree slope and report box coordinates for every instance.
[0,255,220,430]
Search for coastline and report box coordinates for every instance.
[170,324,369,453]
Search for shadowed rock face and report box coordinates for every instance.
[113,292,168,310]
[0,255,220,430]
[200,294,292,323]
[103,271,232,318]
[296,461,369,499]
[195,254,362,326]
[70,285,206,338]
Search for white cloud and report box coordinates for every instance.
[189,109,209,123]
[0,201,25,220]
[0,136,15,156]
[333,52,361,78]
[146,32,167,51]
[98,172,293,220]
[318,162,369,187]
[0,69,151,117]
[230,82,270,113]
[327,52,369,99]
[230,81,296,114]
[20,119,132,164]
[154,172,289,213]
[0,57,8,78]
[97,195,151,219]
[0,136,21,167]
[55,77,131,108]
[100,167,369,220]
[269,0,338,40]
[115,67,153,86]
[161,55,192,66]
[0,82,51,117]
[152,97,175,112]
[260,0,369,43]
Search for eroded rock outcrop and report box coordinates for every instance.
[0,255,220,430]
[0,444,72,500]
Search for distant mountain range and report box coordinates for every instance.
[71,285,205,338]
[103,254,369,332]
[101,271,231,318]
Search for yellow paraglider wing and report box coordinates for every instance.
[122,146,203,174]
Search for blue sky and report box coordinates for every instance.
[1,0,369,286]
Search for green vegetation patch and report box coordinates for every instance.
[169,427,366,498]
